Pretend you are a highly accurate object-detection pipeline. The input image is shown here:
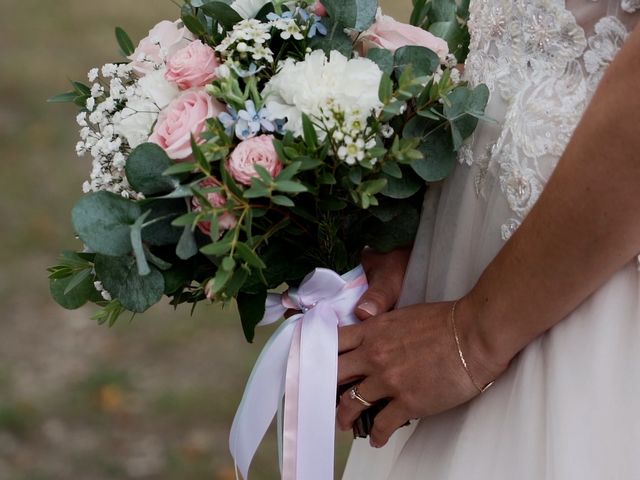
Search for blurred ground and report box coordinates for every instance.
[0,1,408,479]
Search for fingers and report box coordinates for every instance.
[369,401,412,448]
[338,324,364,354]
[355,285,397,321]
[337,349,369,385]
[336,378,388,431]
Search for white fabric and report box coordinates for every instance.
[343,1,640,478]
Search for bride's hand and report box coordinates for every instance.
[355,247,412,321]
[337,298,507,448]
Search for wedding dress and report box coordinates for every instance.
[343,1,640,478]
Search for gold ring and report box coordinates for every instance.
[349,385,373,408]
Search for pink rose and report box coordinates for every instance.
[192,178,237,237]
[313,1,327,17]
[357,15,449,62]
[128,20,192,76]
[165,40,220,89]
[227,135,282,186]
[149,88,225,160]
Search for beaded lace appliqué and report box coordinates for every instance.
[463,0,630,240]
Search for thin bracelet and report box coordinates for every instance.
[450,300,495,394]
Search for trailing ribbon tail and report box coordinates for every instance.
[229,266,368,479]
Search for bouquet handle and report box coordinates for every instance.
[230,266,367,480]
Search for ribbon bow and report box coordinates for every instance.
[230,266,367,480]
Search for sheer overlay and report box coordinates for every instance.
[343,1,640,478]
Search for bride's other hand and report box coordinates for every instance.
[355,247,412,321]
[337,297,507,448]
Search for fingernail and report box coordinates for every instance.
[370,439,381,448]
[357,302,379,317]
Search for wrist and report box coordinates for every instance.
[454,293,515,384]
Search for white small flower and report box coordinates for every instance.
[381,124,394,138]
[450,68,461,84]
[101,63,118,78]
[88,68,99,82]
[76,112,88,127]
[86,97,96,111]
[236,42,249,53]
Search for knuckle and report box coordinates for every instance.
[367,342,390,367]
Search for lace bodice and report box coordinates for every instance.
[461,0,639,240]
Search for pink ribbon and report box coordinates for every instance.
[230,266,368,479]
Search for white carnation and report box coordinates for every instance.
[138,68,179,109]
[262,50,384,137]
[114,97,159,149]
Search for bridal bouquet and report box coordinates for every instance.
[48,0,486,477]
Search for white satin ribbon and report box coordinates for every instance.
[230,266,368,480]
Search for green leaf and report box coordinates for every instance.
[126,143,178,196]
[50,274,101,310]
[381,169,424,199]
[394,46,440,78]
[367,48,394,75]
[236,243,266,269]
[276,161,302,181]
[322,0,378,30]
[200,240,233,257]
[163,162,197,176]
[301,114,318,150]
[130,211,152,276]
[47,91,77,103]
[141,199,187,246]
[444,84,490,143]
[222,256,236,272]
[310,17,353,57]
[381,161,403,179]
[72,81,91,96]
[72,192,142,256]
[181,14,206,36]
[411,132,456,182]
[115,26,135,56]
[94,255,165,313]
[274,180,308,194]
[429,0,457,21]
[378,75,394,104]
[361,178,388,195]
[62,269,92,296]
[200,1,243,30]
[237,290,268,343]
[361,202,420,252]
[176,226,199,260]
[272,195,295,207]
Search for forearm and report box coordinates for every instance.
[461,25,640,374]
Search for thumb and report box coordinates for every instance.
[355,284,398,321]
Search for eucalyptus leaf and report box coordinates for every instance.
[126,143,178,196]
[237,290,268,343]
[367,48,394,75]
[94,255,165,313]
[50,274,102,310]
[72,191,142,256]
[394,46,440,78]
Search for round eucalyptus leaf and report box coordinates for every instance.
[72,191,142,256]
[125,143,178,196]
[394,46,440,77]
[50,274,102,310]
[94,255,165,313]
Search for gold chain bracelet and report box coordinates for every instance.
[450,300,495,394]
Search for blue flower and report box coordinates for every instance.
[231,62,265,79]
[235,100,276,140]
[218,107,238,137]
[307,15,327,38]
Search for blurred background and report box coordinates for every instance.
[0,1,408,478]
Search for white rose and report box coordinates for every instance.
[138,68,180,109]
